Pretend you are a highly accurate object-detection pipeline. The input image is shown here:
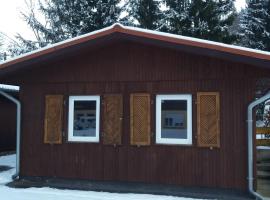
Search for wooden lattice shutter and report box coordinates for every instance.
[103,94,123,145]
[44,95,63,144]
[130,93,151,145]
[197,92,220,148]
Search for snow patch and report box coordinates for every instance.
[0,84,19,91]
[0,154,16,185]
[256,120,265,127]
[0,186,203,200]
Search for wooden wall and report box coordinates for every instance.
[0,95,16,152]
[8,41,265,190]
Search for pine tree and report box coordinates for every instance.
[0,33,9,62]
[161,0,191,34]
[188,0,237,44]
[229,10,242,38]
[238,0,269,50]
[7,37,38,58]
[264,0,270,51]
[124,0,162,29]
[0,35,4,62]
[162,0,236,44]
[10,0,122,56]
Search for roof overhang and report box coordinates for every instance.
[1,23,270,75]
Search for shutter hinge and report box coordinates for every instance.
[63,100,66,106]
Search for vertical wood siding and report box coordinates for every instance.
[15,41,262,190]
[0,96,16,152]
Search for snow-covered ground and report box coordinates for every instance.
[256,120,265,128]
[0,154,202,200]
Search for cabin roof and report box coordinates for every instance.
[1,23,270,75]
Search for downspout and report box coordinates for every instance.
[0,90,21,180]
[247,92,270,200]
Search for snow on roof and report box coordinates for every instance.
[125,24,270,56]
[0,84,19,91]
[0,23,118,66]
[1,23,270,69]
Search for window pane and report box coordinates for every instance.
[161,100,187,139]
[73,101,96,137]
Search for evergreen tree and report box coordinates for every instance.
[10,0,122,56]
[264,0,270,51]
[162,0,236,44]
[188,0,237,44]
[0,35,4,62]
[229,10,242,38]
[238,0,269,50]
[124,0,162,29]
[7,37,38,58]
[0,32,30,61]
[161,0,191,34]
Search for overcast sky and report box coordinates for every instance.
[0,0,247,43]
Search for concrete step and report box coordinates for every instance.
[257,170,270,179]
[257,163,270,171]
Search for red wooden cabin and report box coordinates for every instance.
[0,24,269,195]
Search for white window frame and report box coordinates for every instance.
[156,94,192,145]
[68,95,100,142]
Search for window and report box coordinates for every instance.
[156,94,192,145]
[68,96,100,142]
